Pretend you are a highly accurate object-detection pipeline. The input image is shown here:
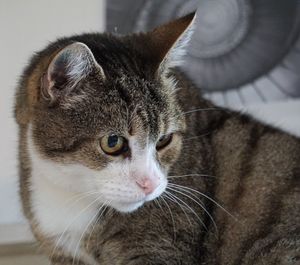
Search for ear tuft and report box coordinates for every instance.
[42,42,104,103]
[147,13,196,76]
[159,14,196,73]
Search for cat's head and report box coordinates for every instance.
[19,13,195,213]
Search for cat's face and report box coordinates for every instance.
[25,13,194,213]
[29,45,187,213]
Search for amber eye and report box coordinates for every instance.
[100,134,128,156]
[156,133,173,150]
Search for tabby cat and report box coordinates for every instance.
[15,13,300,265]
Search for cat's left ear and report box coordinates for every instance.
[147,12,196,76]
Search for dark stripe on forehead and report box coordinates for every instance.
[149,86,168,138]
[136,108,150,132]
[146,107,159,140]
[148,83,164,106]
[114,74,168,140]
[116,82,131,105]
[118,54,139,76]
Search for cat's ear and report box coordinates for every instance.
[148,13,196,76]
[41,42,104,103]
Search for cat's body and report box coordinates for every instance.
[15,13,299,265]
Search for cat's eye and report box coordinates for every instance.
[156,134,173,150]
[100,134,128,156]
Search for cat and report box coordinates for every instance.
[14,12,300,265]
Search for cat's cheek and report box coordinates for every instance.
[91,158,168,212]
[91,163,145,206]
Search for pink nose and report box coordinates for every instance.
[136,178,158,195]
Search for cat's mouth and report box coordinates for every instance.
[107,179,168,213]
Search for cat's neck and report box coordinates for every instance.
[27,126,99,237]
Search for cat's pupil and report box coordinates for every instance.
[108,135,119,148]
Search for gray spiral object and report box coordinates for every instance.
[107,0,300,107]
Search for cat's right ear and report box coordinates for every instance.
[41,42,104,103]
[146,13,196,76]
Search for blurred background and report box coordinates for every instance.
[107,0,300,134]
[0,0,299,264]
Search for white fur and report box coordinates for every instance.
[27,125,168,262]
[28,130,99,264]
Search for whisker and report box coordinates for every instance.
[105,207,114,219]
[86,204,109,250]
[182,133,213,142]
[160,195,176,241]
[72,201,103,265]
[72,201,108,265]
[39,190,100,253]
[168,173,216,179]
[63,191,100,208]
[164,191,193,227]
[167,186,218,233]
[50,195,103,262]
[165,190,207,230]
[171,107,223,121]
[154,198,163,211]
[168,183,238,222]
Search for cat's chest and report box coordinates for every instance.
[30,177,96,236]
[30,167,99,264]
[28,136,99,264]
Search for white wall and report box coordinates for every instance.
[0,0,106,225]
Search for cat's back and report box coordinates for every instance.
[208,114,300,264]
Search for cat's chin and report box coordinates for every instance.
[112,200,145,213]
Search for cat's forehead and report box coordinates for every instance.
[58,74,173,140]
[99,78,170,137]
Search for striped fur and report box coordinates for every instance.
[15,13,300,265]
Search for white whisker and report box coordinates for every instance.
[168,183,238,222]
[161,196,177,241]
[171,107,221,121]
[86,204,109,251]
[166,188,207,231]
[168,173,216,179]
[165,191,207,230]
[63,191,100,208]
[38,190,99,254]
[182,133,213,142]
[50,195,103,262]
[72,201,107,265]
[164,191,193,227]
[167,186,218,233]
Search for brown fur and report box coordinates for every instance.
[15,13,300,265]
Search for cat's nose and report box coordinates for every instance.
[136,177,159,195]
